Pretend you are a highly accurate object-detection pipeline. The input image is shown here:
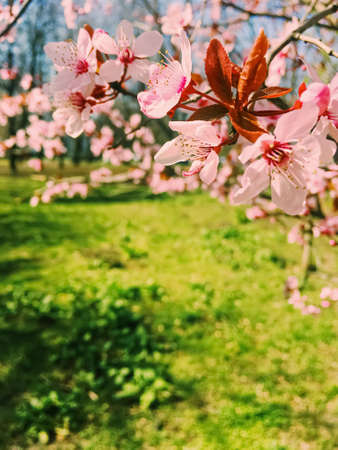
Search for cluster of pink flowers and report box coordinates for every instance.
[61,0,94,29]
[0,9,336,220]
[285,276,337,315]
[30,180,88,206]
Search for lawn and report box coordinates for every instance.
[0,171,337,449]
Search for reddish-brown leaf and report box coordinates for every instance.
[249,87,292,104]
[205,39,233,105]
[298,82,307,97]
[229,109,267,143]
[253,86,291,100]
[231,63,241,88]
[237,29,269,106]
[188,104,229,121]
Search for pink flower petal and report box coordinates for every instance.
[199,152,219,184]
[179,31,192,83]
[138,90,179,118]
[169,120,220,145]
[271,164,307,215]
[274,103,319,142]
[231,159,269,204]
[128,59,151,83]
[116,20,134,48]
[77,28,92,59]
[239,134,271,164]
[51,69,76,91]
[66,112,83,138]
[196,124,222,146]
[154,136,186,164]
[301,82,330,115]
[134,31,163,57]
[99,60,123,83]
[92,29,118,54]
[44,41,77,69]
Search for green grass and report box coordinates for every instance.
[0,172,337,449]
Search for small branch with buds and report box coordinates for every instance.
[267,4,338,65]
[0,0,35,39]
[221,1,337,31]
[294,33,338,58]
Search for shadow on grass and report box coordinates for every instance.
[0,257,40,276]
[0,329,51,447]
[0,283,182,448]
[56,184,170,204]
[0,208,91,249]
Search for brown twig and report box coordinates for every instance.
[267,4,338,65]
[109,81,137,99]
[221,1,337,31]
[0,0,35,39]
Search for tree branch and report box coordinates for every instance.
[0,0,35,39]
[267,4,338,65]
[110,81,137,99]
[295,33,338,58]
[221,1,337,31]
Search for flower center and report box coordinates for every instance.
[70,92,86,110]
[119,48,135,64]
[263,141,292,167]
[76,59,89,75]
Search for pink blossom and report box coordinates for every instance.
[320,287,331,299]
[321,300,330,308]
[93,21,163,84]
[288,225,305,245]
[52,86,93,138]
[301,73,338,141]
[231,104,332,215]
[67,183,88,198]
[285,276,298,291]
[160,3,193,35]
[30,196,40,207]
[303,305,321,315]
[313,216,338,238]
[27,158,43,172]
[20,74,33,90]
[331,289,338,301]
[44,28,96,92]
[137,31,191,118]
[246,206,267,220]
[155,120,222,185]
[90,167,113,183]
[61,0,77,29]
